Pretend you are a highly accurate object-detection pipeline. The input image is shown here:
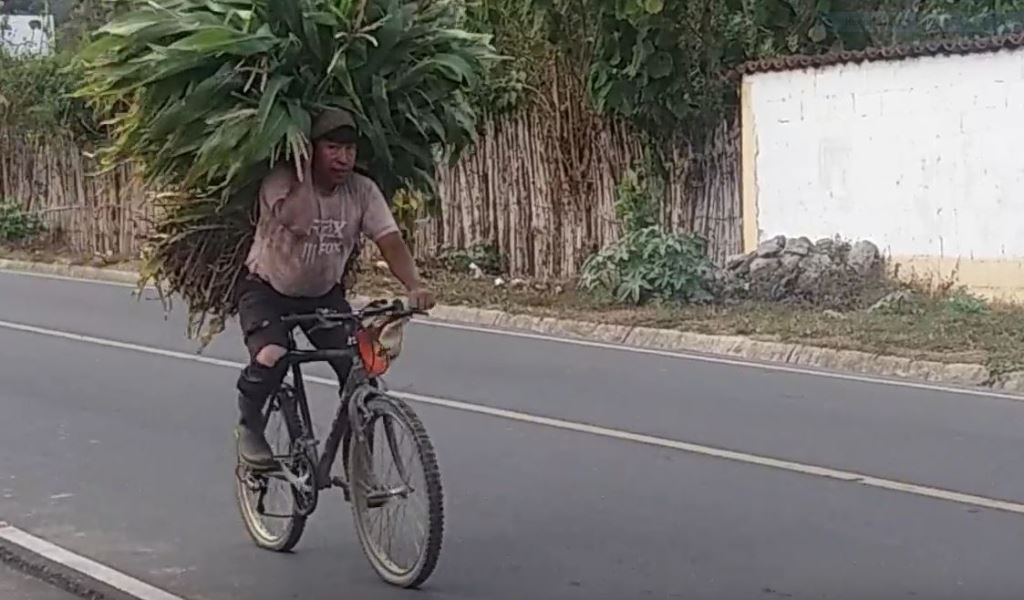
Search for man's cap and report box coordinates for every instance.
[311,107,358,142]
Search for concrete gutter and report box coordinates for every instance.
[2,258,1021,396]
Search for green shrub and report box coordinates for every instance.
[0,53,100,141]
[0,201,45,243]
[579,169,715,305]
[945,287,989,315]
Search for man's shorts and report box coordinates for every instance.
[236,271,353,360]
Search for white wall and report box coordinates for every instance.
[0,15,54,57]
[746,49,1024,262]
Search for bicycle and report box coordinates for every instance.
[233,299,444,589]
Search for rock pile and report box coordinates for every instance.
[719,235,884,306]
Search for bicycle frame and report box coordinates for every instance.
[236,302,443,588]
[246,301,419,510]
[266,328,384,501]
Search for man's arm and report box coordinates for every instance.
[261,162,315,235]
[375,232,435,309]
[376,231,422,290]
[360,180,435,309]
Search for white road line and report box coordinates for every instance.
[2,267,1020,402]
[2,318,1024,516]
[0,524,187,600]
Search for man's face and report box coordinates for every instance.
[312,138,357,187]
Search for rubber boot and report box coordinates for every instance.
[236,393,275,469]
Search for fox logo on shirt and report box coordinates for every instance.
[302,218,348,263]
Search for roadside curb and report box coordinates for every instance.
[0,259,140,286]
[2,258,1021,396]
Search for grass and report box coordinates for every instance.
[4,244,1022,376]
[0,242,140,271]
[350,260,1024,377]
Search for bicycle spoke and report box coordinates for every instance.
[384,417,411,484]
[385,504,395,560]
[397,501,420,565]
[406,500,427,541]
[372,501,385,540]
[387,441,425,568]
[397,427,419,488]
[391,509,408,563]
[380,418,402,486]
[372,421,391,481]
[381,509,393,558]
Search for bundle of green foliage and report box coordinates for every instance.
[72,0,497,343]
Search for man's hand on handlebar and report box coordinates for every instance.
[407,286,436,311]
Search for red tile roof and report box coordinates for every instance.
[733,32,1024,78]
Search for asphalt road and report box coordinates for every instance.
[2,269,1024,599]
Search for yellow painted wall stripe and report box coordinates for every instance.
[740,78,759,254]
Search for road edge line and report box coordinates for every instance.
[1,258,1021,397]
[0,523,188,600]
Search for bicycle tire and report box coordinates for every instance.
[234,389,309,552]
[348,394,444,588]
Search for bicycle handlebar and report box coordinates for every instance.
[280,299,425,327]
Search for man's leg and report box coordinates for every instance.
[301,286,357,486]
[235,275,293,468]
[302,286,355,385]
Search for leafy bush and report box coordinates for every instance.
[0,53,100,140]
[0,200,44,243]
[945,287,989,315]
[580,169,715,304]
[461,0,559,116]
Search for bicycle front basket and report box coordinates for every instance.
[357,315,410,377]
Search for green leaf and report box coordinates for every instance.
[96,11,165,37]
[255,74,292,132]
[167,27,276,55]
[646,51,673,79]
[644,0,665,14]
[808,22,828,43]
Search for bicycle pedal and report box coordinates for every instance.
[364,486,398,509]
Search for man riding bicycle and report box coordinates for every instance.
[234,107,435,469]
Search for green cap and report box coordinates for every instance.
[311,107,357,140]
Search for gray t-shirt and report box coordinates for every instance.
[244,164,399,297]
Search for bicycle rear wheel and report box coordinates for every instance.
[234,389,309,552]
[348,394,444,588]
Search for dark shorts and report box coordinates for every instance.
[236,271,353,360]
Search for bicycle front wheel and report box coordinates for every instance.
[348,394,444,588]
[234,391,308,552]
